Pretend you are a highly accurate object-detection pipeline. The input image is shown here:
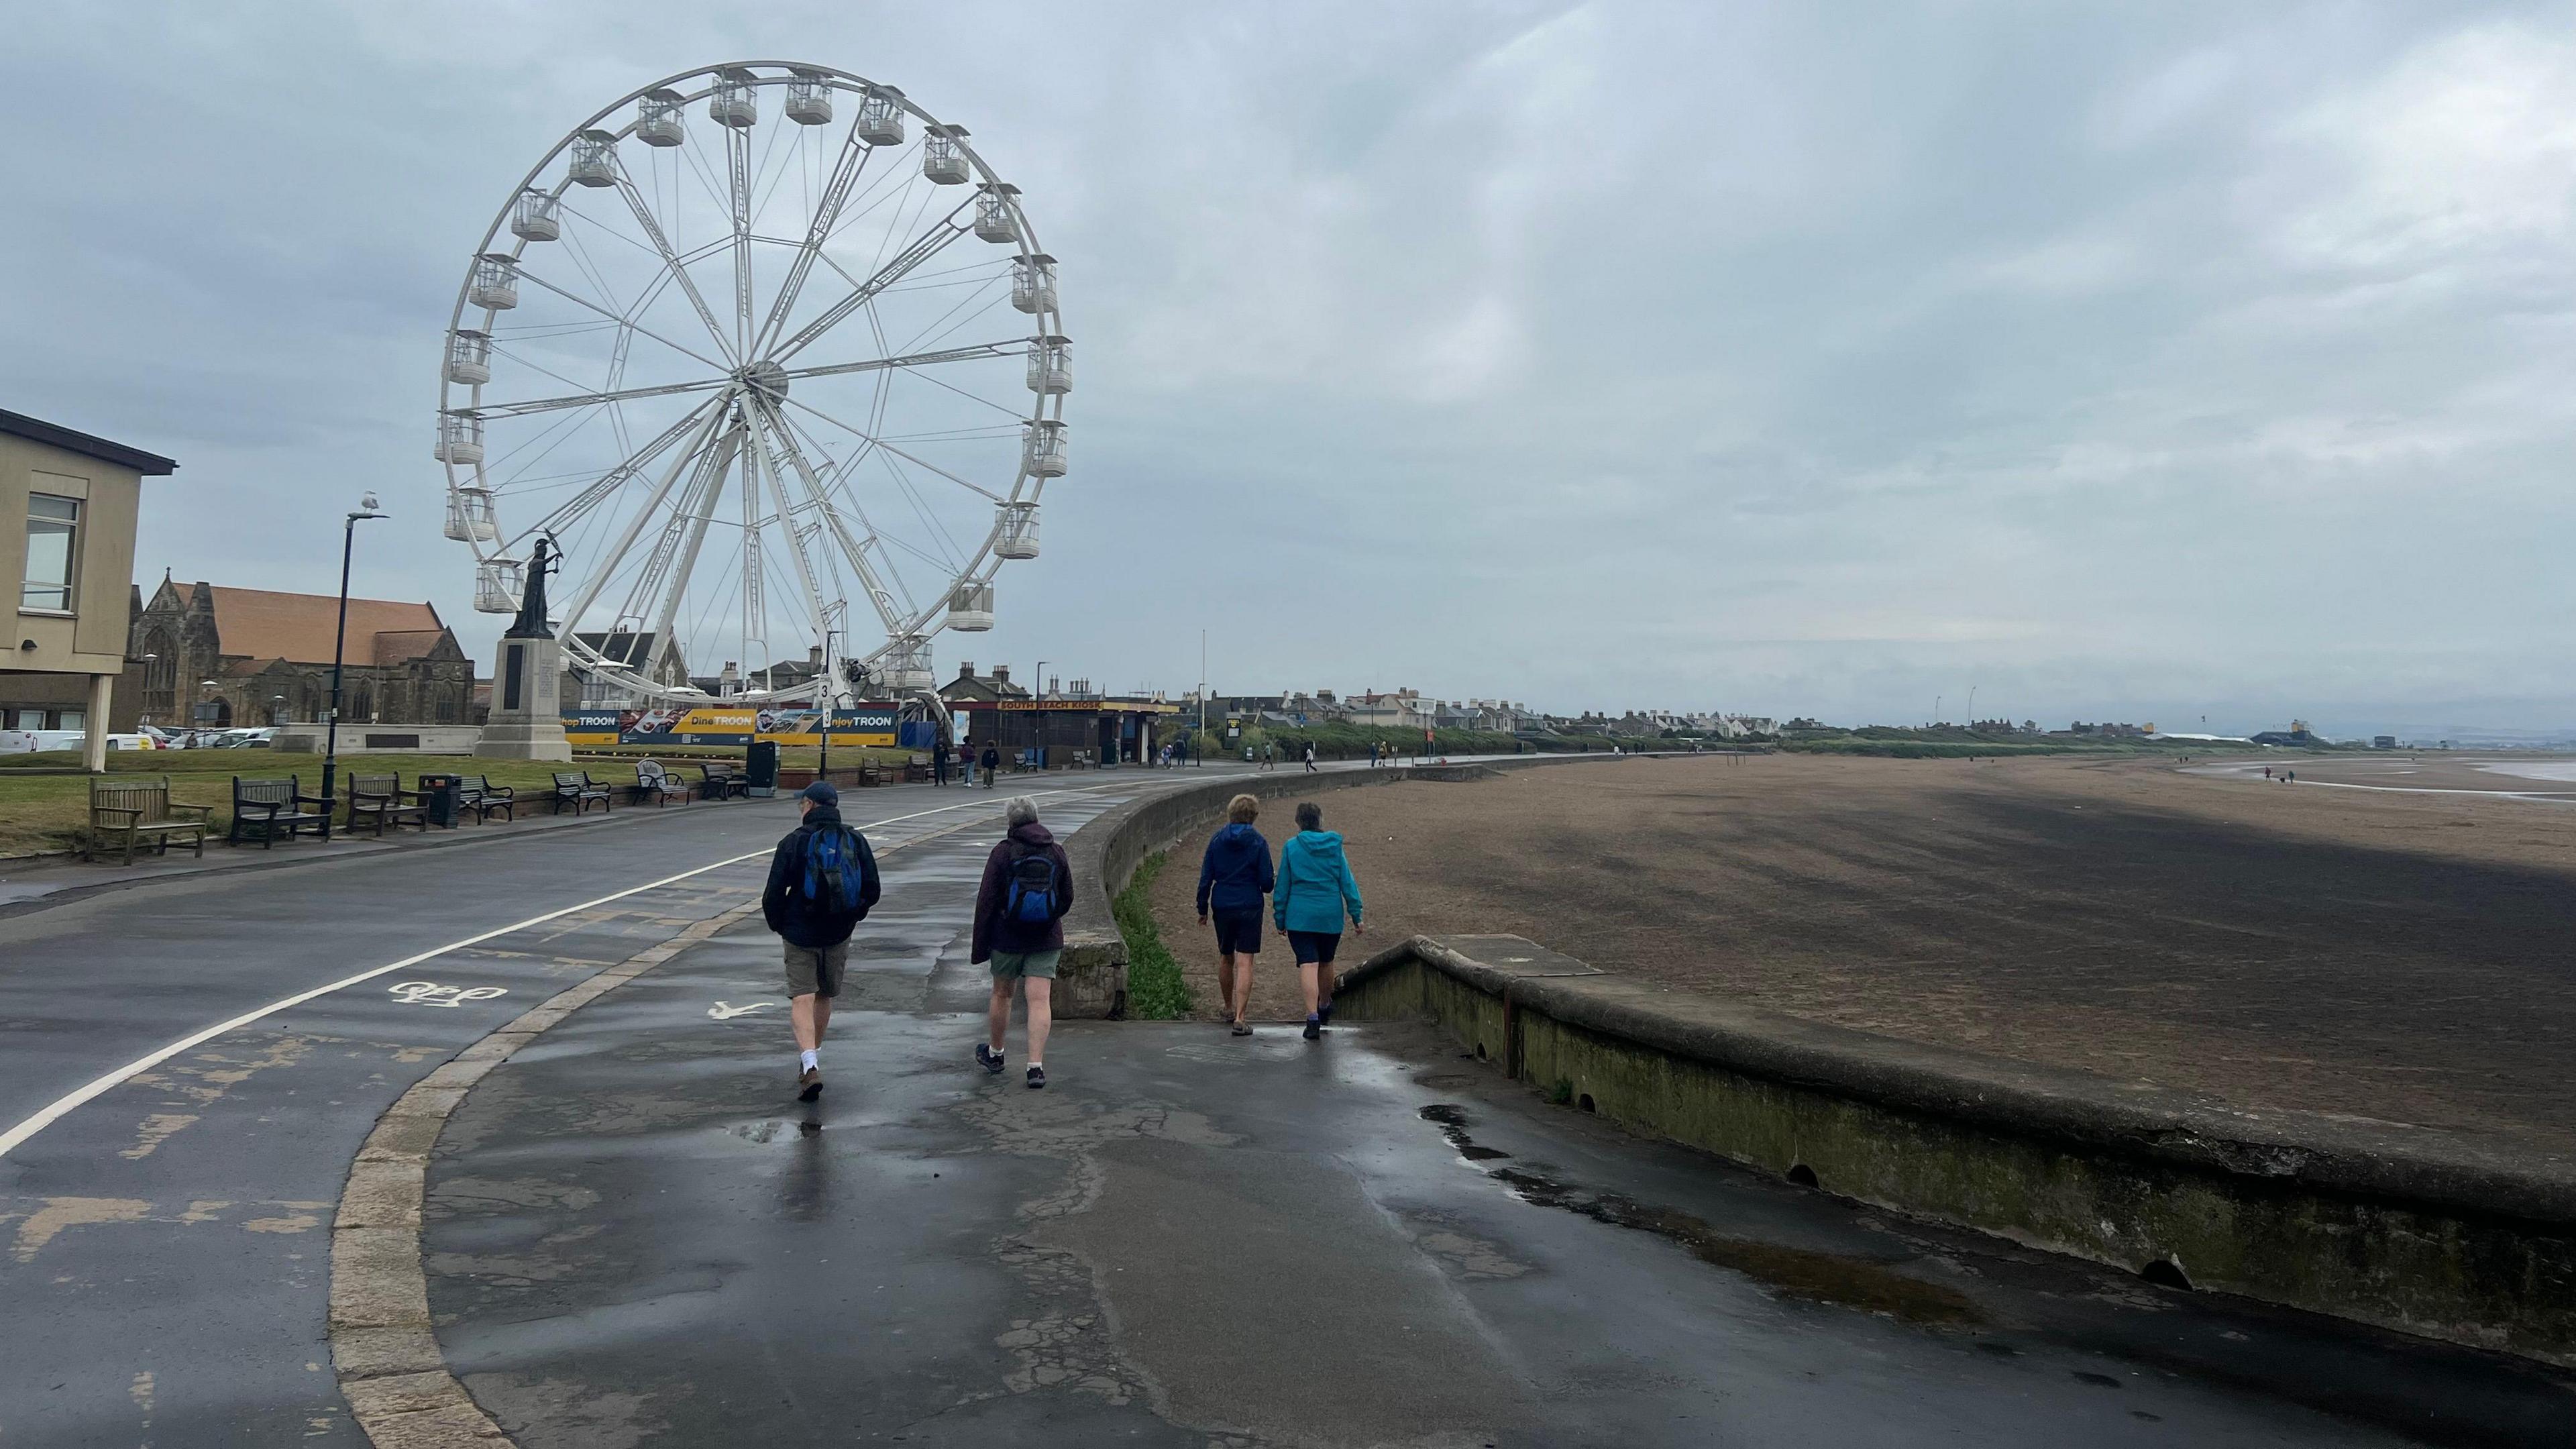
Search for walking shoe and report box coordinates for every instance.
[976,1043,1006,1075]
[1231,1022,1253,1037]
[1303,1016,1320,1041]
[1026,1065,1046,1090]
[1317,1001,1334,1026]
[797,1067,824,1102]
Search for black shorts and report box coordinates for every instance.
[1287,930,1341,966]
[1210,906,1262,956]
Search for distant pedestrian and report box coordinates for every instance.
[1262,741,1276,772]
[971,795,1072,1089]
[933,741,949,787]
[1303,742,1318,773]
[981,742,1000,788]
[761,781,881,1102]
[2263,766,2273,780]
[1274,800,1364,1040]
[1197,792,1275,1036]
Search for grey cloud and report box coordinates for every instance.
[1,1,2569,737]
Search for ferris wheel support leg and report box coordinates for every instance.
[557,399,733,641]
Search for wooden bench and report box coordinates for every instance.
[549,771,612,814]
[229,776,331,848]
[87,775,211,864]
[629,762,691,807]
[455,774,516,823]
[696,762,750,800]
[346,773,428,837]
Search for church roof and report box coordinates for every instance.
[206,586,449,666]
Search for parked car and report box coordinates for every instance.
[213,728,276,749]
[0,731,37,755]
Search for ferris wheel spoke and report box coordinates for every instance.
[556,398,733,639]
[515,268,734,375]
[777,394,1005,502]
[775,338,1028,385]
[768,207,975,366]
[752,125,875,360]
[504,396,724,555]
[469,374,734,419]
[724,122,755,362]
[608,167,741,367]
[755,399,906,635]
[743,407,834,643]
[637,421,744,680]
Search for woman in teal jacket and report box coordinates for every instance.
[1273,801,1365,1040]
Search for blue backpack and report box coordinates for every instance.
[800,827,866,914]
[1004,847,1060,924]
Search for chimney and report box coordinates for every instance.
[808,645,823,672]
[992,664,1012,684]
[957,661,974,679]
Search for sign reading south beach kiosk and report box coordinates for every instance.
[564,707,899,749]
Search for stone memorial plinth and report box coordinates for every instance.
[476,633,572,762]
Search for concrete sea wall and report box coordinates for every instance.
[1337,935,2576,1367]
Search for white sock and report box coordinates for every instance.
[800,1049,818,1071]
[1027,1060,1042,1070]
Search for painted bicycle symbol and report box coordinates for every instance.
[386,981,508,1009]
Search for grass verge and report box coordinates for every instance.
[1114,851,1191,1020]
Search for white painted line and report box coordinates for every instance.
[706,1001,776,1020]
[0,786,1123,1162]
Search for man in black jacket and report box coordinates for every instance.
[761,781,881,1100]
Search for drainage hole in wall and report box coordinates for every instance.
[1576,1093,1596,1113]
[2138,1257,2193,1292]
[1786,1163,1819,1189]
[1474,1042,1487,1061]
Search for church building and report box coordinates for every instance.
[117,576,474,731]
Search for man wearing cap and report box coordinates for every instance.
[761,780,881,1101]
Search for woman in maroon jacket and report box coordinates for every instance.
[971,795,1074,1088]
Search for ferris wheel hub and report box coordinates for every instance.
[741,359,789,404]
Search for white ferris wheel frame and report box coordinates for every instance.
[437,60,1063,708]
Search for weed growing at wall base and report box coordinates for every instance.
[1114,850,1191,1020]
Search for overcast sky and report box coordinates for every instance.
[5,3,2571,738]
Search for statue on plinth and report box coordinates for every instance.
[506,536,559,640]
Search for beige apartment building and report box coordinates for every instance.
[0,409,177,770]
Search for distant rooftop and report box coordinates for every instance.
[0,408,178,476]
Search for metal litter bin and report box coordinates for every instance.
[416,772,464,829]
[744,741,779,798]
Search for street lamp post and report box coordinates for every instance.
[818,626,841,784]
[321,492,386,839]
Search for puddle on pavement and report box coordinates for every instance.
[1419,1104,1982,1327]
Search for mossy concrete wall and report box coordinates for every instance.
[1338,940,2576,1366]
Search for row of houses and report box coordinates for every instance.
[1176,686,1774,739]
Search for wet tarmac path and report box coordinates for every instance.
[6,761,2573,1446]
[0,777,1135,1447]
[422,814,2575,1445]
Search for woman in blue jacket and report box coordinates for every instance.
[1273,801,1365,1040]
[1197,793,1275,1036]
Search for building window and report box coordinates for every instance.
[22,494,78,611]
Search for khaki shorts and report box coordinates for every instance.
[785,940,850,998]
[990,948,1060,981]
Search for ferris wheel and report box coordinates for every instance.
[435,62,1065,706]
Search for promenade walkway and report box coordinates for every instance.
[1,761,2565,1446]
